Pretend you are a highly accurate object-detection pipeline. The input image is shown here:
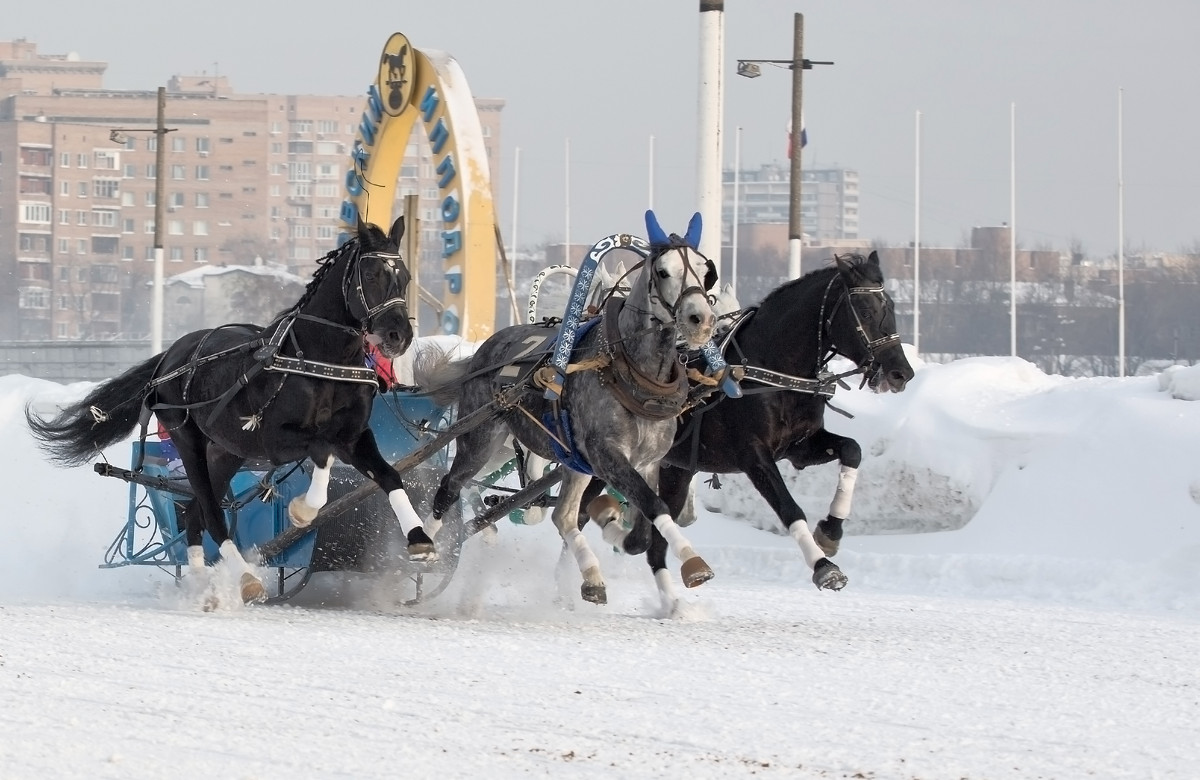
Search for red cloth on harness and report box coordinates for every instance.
[365,341,397,390]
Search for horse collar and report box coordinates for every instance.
[600,297,689,421]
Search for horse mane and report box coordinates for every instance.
[757,253,880,310]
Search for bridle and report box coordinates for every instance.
[342,248,409,334]
[645,238,714,325]
[818,273,902,372]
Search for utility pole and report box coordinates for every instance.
[788,13,804,280]
[152,86,166,355]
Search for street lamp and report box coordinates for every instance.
[737,12,832,280]
[111,86,175,354]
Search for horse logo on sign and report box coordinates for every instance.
[378,33,415,117]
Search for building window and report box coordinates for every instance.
[145,191,156,207]
[196,137,210,154]
[147,137,157,153]
[92,210,118,228]
[195,192,209,208]
[77,239,88,254]
[170,165,186,180]
[145,246,155,260]
[270,142,283,154]
[18,201,51,223]
[122,245,135,261]
[269,185,280,197]
[94,151,118,170]
[193,221,208,236]
[122,219,135,234]
[60,153,70,168]
[171,136,186,152]
[170,192,185,208]
[76,210,88,225]
[19,289,49,310]
[170,247,183,262]
[195,165,210,181]
[145,164,156,179]
[121,192,135,207]
[60,181,70,196]
[123,163,136,178]
[194,246,209,263]
[144,219,155,234]
[317,119,338,134]
[168,220,183,235]
[93,179,120,198]
[57,238,69,254]
[76,153,88,169]
[78,182,88,197]
[289,119,312,134]
[58,209,70,225]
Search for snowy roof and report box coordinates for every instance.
[163,263,308,290]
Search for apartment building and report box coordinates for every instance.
[721,162,860,246]
[0,39,503,342]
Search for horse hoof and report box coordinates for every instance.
[240,572,267,604]
[287,496,318,528]
[406,528,438,562]
[581,582,607,605]
[681,556,714,588]
[587,494,622,524]
[811,558,847,591]
[814,517,844,557]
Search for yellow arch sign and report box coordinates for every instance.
[339,32,496,340]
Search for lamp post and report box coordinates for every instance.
[111,86,174,354]
[737,13,832,279]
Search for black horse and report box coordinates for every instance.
[26,216,429,603]
[589,251,915,613]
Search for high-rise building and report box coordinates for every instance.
[0,40,503,342]
[721,162,859,245]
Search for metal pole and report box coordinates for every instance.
[152,86,166,355]
[732,125,741,300]
[564,137,570,264]
[697,0,725,264]
[1010,101,1017,358]
[648,134,655,211]
[1117,87,1125,377]
[511,146,521,324]
[913,110,921,354]
[788,13,804,279]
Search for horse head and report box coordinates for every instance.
[350,215,414,358]
[643,210,717,349]
[830,251,914,392]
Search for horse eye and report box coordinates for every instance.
[657,269,670,279]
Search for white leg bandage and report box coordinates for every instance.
[304,456,333,511]
[187,545,205,571]
[219,539,250,572]
[789,521,827,568]
[828,465,858,520]
[652,514,698,562]
[566,528,602,582]
[389,489,422,536]
[654,569,679,612]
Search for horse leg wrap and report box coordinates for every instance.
[187,545,206,572]
[653,569,680,613]
[828,466,857,521]
[653,514,713,587]
[290,460,332,527]
[789,520,828,569]
[391,490,437,561]
[814,516,845,557]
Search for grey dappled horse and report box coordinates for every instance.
[420,211,717,605]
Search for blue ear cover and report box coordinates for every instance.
[683,212,703,249]
[645,209,670,247]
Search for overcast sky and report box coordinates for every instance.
[7,1,1198,256]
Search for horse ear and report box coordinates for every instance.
[868,250,880,266]
[683,212,703,250]
[834,253,853,275]
[390,215,406,245]
[703,259,718,291]
[645,209,669,247]
[356,214,370,238]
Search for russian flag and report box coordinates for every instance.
[786,116,808,158]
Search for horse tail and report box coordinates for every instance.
[25,354,162,467]
[412,345,470,408]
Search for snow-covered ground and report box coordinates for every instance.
[2,348,1198,779]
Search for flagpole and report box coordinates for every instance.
[1117,87,1125,377]
[648,134,655,210]
[1010,101,1017,358]
[913,110,921,355]
[732,125,741,300]
[564,137,570,264]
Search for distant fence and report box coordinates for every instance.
[0,341,160,384]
